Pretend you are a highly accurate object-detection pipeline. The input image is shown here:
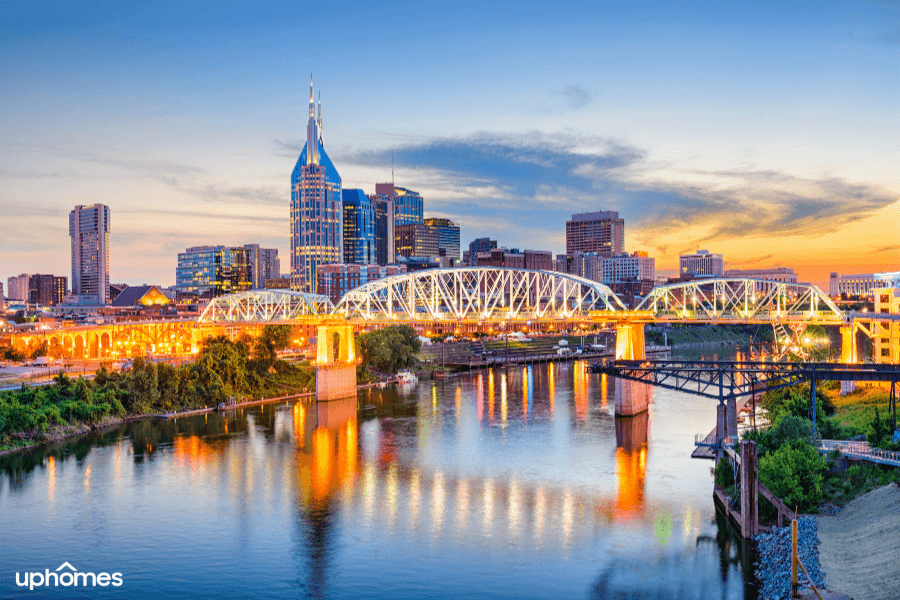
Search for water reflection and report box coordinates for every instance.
[0,361,753,599]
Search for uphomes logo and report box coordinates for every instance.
[15,562,123,590]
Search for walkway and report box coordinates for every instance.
[819,440,900,467]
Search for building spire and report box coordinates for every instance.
[317,91,323,142]
[306,74,319,165]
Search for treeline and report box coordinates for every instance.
[0,326,314,450]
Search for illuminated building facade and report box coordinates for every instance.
[291,77,342,293]
[396,223,439,259]
[831,271,900,297]
[342,189,376,265]
[566,211,624,257]
[679,250,724,278]
[371,183,424,265]
[69,203,111,304]
[175,245,253,299]
[424,218,460,262]
[316,263,406,304]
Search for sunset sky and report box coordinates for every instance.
[2,0,898,289]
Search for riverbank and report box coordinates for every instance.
[817,482,900,600]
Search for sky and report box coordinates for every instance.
[1,0,898,289]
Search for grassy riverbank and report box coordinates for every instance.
[0,328,316,454]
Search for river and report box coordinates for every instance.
[0,360,757,599]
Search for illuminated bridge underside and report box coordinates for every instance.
[335,267,626,322]
[199,290,335,323]
[635,278,844,324]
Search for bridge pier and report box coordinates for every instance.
[840,325,858,394]
[615,323,646,360]
[315,324,359,401]
[615,378,651,416]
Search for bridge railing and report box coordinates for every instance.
[820,439,900,466]
[694,434,738,448]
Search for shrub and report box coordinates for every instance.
[758,441,827,512]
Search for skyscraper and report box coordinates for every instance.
[371,183,424,265]
[243,244,280,288]
[69,204,110,304]
[424,218,460,262]
[175,245,253,299]
[565,211,624,257]
[291,76,342,293]
[342,189,376,264]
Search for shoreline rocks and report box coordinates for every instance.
[754,516,827,600]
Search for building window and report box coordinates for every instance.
[882,348,891,357]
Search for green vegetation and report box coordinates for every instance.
[0,325,314,452]
[358,325,421,374]
[738,382,900,516]
[663,324,773,347]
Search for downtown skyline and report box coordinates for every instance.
[2,0,898,288]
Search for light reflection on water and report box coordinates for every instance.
[0,361,756,599]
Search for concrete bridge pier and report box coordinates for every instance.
[315,324,359,401]
[615,323,646,360]
[615,378,651,416]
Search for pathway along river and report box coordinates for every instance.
[0,360,758,599]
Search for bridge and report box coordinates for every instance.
[3,268,896,367]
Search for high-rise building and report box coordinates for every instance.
[679,250,724,278]
[565,211,624,257]
[27,275,68,306]
[601,252,656,285]
[424,218,460,262]
[371,183,424,265]
[291,77,342,293]
[342,189,376,265]
[175,245,253,299]
[6,274,30,302]
[243,244,280,289]
[467,238,497,266]
[396,223,439,259]
[69,204,111,304]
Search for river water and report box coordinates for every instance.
[0,361,757,599]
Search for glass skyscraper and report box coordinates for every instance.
[290,77,342,293]
[371,183,424,265]
[175,245,253,299]
[423,218,460,262]
[342,189,376,265]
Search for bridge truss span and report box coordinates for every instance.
[334,267,626,322]
[198,290,335,323]
[635,278,843,324]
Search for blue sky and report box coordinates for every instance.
[2,0,898,287]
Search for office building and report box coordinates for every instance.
[175,245,253,299]
[291,77,342,293]
[724,267,798,285]
[467,238,497,266]
[873,287,900,364]
[27,275,68,306]
[342,189,376,265]
[423,218,460,262]
[69,203,111,304]
[371,184,424,265]
[566,211,624,257]
[316,263,406,304]
[830,271,900,297]
[475,248,553,271]
[679,250,724,278]
[396,223,439,259]
[6,274,30,302]
[0,281,4,309]
[602,252,656,285]
[243,244,280,289]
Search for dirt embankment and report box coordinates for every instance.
[817,483,900,600]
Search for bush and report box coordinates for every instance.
[758,441,827,513]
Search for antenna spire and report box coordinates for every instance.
[317,92,323,142]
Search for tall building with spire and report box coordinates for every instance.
[290,76,342,293]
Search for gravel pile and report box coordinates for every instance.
[818,503,841,516]
[754,516,827,599]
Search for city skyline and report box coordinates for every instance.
[2,1,898,288]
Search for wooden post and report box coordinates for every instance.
[791,519,799,598]
[740,440,758,538]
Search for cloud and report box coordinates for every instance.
[556,84,592,109]
[340,131,898,255]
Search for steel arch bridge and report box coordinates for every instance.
[634,278,843,324]
[198,290,335,323]
[334,267,626,322]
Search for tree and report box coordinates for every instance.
[758,441,827,512]
[127,357,160,414]
[358,325,421,374]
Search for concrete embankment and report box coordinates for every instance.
[817,483,900,600]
